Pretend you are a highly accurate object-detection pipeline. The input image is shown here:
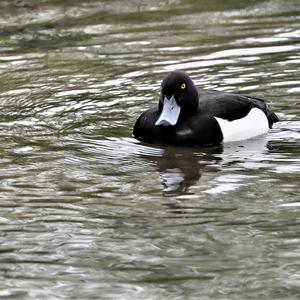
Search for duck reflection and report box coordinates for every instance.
[152,146,222,195]
[158,150,200,194]
[137,134,270,196]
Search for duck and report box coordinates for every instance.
[133,71,279,147]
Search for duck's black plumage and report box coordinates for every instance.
[133,71,279,147]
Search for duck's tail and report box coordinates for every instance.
[246,95,279,128]
[267,109,279,128]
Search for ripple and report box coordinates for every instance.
[0,0,300,299]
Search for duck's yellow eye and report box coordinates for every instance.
[181,83,186,90]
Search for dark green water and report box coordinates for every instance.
[0,0,299,299]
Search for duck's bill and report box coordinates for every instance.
[155,95,181,126]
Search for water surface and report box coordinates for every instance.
[0,0,300,299]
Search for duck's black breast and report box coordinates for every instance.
[133,105,162,142]
[132,104,223,146]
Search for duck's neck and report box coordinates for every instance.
[179,95,199,122]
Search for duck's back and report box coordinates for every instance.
[194,89,279,143]
[197,89,279,127]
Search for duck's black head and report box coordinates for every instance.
[156,71,199,126]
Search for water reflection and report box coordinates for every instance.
[138,134,273,196]
[156,147,205,195]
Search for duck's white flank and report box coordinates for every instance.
[215,108,269,142]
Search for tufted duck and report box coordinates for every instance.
[133,71,279,146]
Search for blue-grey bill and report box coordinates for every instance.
[155,95,181,126]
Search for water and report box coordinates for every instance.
[0,0,299,299]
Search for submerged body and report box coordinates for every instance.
[133,71,279,147]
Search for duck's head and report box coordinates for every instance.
[155,71,199,126]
